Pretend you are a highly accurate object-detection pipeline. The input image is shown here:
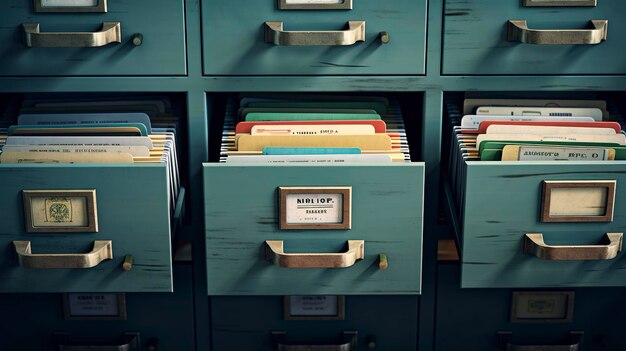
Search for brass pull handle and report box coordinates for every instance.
[523,233,622,261]
[13,240,113,269]
[497,331,583,351]
[507,20,607,45]
[272,331,357,351]
[264,21,365,46]
[23,22,122,48]
[265,240,364,268]
[56,332,139,351]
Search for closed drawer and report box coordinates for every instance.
[459,162,626,288]
[211,295,418,350]
[202,0,427,75]
[0,164,173,293]
[0,264,193,350]
[203,164,424,295]
[443,0,626,75]
[436,263,626,350]
[0,0,186,76]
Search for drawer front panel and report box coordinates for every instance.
[461,162,626,288]
[437,264,626,351]
[211,296,418,351]
[0,164,172,293]
[0,0,186,76]
[204,164,424,295]
[202,0,427,75]
[443,0,626,75]
[0,265,193,351]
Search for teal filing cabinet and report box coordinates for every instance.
[202,0,427,75]
[443,0,626,75]
[0,0,186,76]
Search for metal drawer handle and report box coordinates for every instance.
[57,332,139,351]
[264,21,365,46]
[272,331,357,351]
[523,233,622,261]
[13,240,113,269]
[265,240,364,268]
[497,331,583,351]
[23,22,122,48]
[507,20,607,45]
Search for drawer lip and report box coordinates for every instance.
[201,0,427,76]
[204,163,425,295]
[0,0,187,77]
[0,164,174,293]
[442,0,626,75]
[454,161,626,288]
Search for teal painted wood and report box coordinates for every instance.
[211,295,418,351]
[0,0,186,76]
[0,164,172,293]
[436,263,626,350]
[204,163,424,295]
[443,0,626,75]
[202,0,427,76]
[460,161,626,288]
[0,264,194,350]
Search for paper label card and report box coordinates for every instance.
[541,180,616,222]
[64,293,126,320]
[284,296,345,320]
[35,0,106,12]
[41,0,97,6]
[279,187,351,230]
[511,292,574,323]
[278,0,351,10]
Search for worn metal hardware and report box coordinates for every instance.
[278,0,352,10]
[13,240,113,269]
[34,0,107,13]
[23,22,122,48]
[523,0,596,7]
[265,240,364,268]
[497,331,583,350]
[378,253,388,270]
[507,20,607,45]
[122,255,133,271]
[264,21,365,46]
[379,31,390,44]
[540,180,616,223]
[55,331,139,351]
[22,189,98,233]
[131,33,143,46]
[271,331,357,351]
[523,233,623,261]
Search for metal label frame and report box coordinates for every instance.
[284,296,346,320]
[279,187,351,230]
[510,291,575,323]
[23,189,98,233]
[523,0,596,6]
[278,0,352,10]
[540,180,616,223]
[63,293,127,321]
[34,0,107,13]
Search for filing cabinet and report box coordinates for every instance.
[201,0,427,75]
[210,295,418,350]
[0,264,194,350]
[436,263,626,350]
[443,0,626,75]
[0,0,186,76]
[443,93,626,289]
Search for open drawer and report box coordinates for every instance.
[203,93,425,295]
[443,92,626,288]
